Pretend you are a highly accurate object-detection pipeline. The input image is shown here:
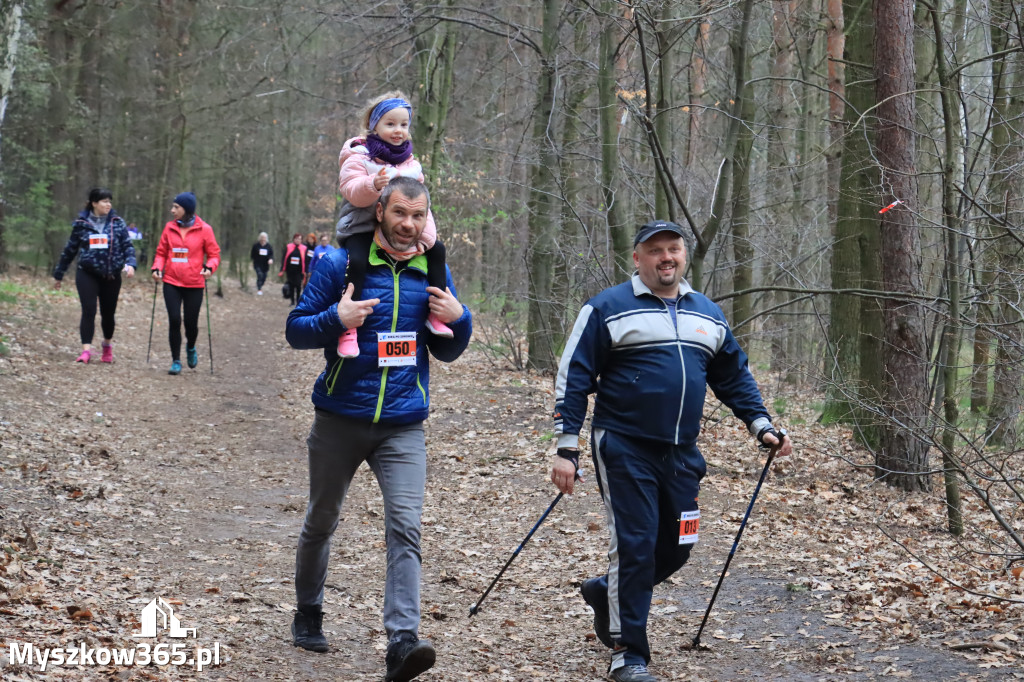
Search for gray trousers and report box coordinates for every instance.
[295,408,426,643]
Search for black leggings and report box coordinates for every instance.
[343,233,447,298]
[75,269,122,345]
[286,271,304,305]
[163,282,204,361]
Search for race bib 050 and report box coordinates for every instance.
[377,332,417,367]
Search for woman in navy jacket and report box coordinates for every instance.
[53,187,136,364]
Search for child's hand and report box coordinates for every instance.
[373,168,389,191]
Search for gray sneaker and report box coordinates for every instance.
[610,664,657,682]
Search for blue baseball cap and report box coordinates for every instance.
[633,220,687,248]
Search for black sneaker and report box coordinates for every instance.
[610,664,658,682]
[291,606,328,652]
[581,578,613,648]
[385,637,435,682]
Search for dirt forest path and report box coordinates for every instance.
[0,273,1017,681]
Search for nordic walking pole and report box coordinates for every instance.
[469,470,581,617]
[692,434,784,650]
[146,277,158,364]
[203,274,214,374]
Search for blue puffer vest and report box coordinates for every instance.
[285,243,472,424]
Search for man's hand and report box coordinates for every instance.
[550,450,580,495]
[337,282,380,329]
[758,427,792,458]
[53,279,62,290]
[425,286,463,324]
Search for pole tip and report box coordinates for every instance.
[468,605,478,617]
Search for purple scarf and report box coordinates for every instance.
[364,134,413,166]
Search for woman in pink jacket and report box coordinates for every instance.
[151,192,221,375]
[334,92,451,358]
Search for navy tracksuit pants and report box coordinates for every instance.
[590,428,705,670]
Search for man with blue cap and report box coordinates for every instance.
[550,220,792,681]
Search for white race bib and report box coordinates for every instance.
[89,234,109,250]
[171,247,189,263]
[290,257,300,265]
[259,248,268,256]
[377,332,417,367]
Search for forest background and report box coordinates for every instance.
[0,0,1022,619]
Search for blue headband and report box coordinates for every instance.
[368,98,412,132]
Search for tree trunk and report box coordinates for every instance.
[686,2,711,172]
[928,4,964,534]
[0,0,26,273]
[729,64,755,330]
[985,0,1024,445]
[873,0,930,491]
[821,0,852,422]
[525,0,560,371]
[765,0,798,377]
[652,0,677,219]
[693,0,755,291]
[600,0,629,277]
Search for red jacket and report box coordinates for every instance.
[152,216,221,288]
[279,243,308,276]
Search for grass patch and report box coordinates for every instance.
[0,280,33,304]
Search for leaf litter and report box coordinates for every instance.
[0,273,1021,680]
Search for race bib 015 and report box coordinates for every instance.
[377,332,417,367]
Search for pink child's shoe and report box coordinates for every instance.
[337,328,359,358]
[75,349,92,363]
[100,343,113,363]
[425,313,454,338]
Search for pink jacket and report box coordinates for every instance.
[152,216,220,288]
[337,137,437,249]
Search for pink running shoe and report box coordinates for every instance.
[75,349,92,363]
[425,313,454,338]
[337,328,359,358]
[101,343,113,363]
